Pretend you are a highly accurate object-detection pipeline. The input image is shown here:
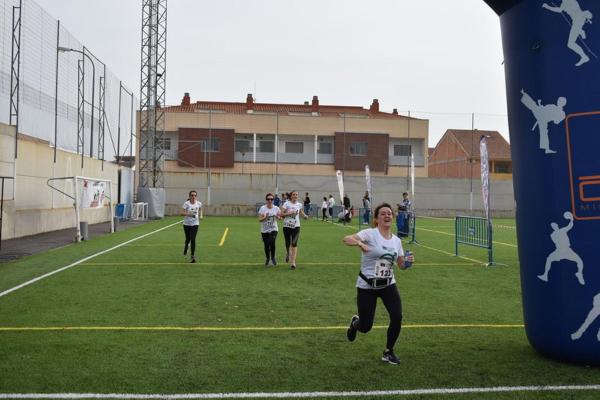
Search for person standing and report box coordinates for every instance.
[328,194,335,220]
[343,203,415,365]
[273,193,281,207]
[321,196,329,221]
[181,190,202,263]
[258,193,281,266]
[343,193,351,211]
[303,192,312,217]
[362,191,371,224]
[281,190,308,269]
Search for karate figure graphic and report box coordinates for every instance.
[571,293,600,341]
[520,89,566,154]
[542,0,593,66]
[538,211,585,285]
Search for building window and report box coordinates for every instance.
[258,140,274,153]
[494,162,512,173]
[394,144,411,156]
[318,141,333,154]
[285,141,304,154]
[235,139,252,153]
[156,137,171,150]
[350,142,367,156]
[206,138,220,152]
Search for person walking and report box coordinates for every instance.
[362,191,371,224]
[181,190,202,263]
[303,192,312,217]
[258,193,281,266]
[321,196,329,221]
[281,190,308,269]
[343,203,415,365]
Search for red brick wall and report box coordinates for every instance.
[177,127,235,168]
[334,132,388,172]
[429,134,470,178]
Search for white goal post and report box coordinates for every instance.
[47,176,114,242]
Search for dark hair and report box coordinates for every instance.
[189,190,197,197]
[265,192,274,200]
[323,197,327,201]
[373,203,393,227]
[403,192,408,196]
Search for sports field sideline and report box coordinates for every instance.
[0,216,598,399]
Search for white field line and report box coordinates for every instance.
[79,262,477,267]
[0,221,182,299]
[0,385,599,399]
[330,221,487,265]
[0,323,524,332]
[416,243,484,265]
[419,227,517,248]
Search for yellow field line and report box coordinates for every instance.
[219,228,229,247]
[419,227,517,248]
[0,324,524,332]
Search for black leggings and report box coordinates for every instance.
[283,227,300,250]
[261,231,278,259]
[322,208,327,220]
[356,284,403,351]
[183,225,199,256]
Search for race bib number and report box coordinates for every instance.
[265,215,276,230]
[374,258,393,278]
[284,216,296,228]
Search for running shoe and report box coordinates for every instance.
[381,349,400,365]
[347,315,359,342]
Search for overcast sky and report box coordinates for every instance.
[34,0,508,147]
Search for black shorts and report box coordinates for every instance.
[283,226,300,247]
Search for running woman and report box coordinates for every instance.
[258,192,281,266]
[281,190,308,269]
[343,203,415,365]
[181,190,202,263]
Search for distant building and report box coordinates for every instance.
[138,93,429,179]
[428,129,512,179]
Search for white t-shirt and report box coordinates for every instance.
[182,200,202,226]
[258,205,280,233]
[282,200,302,229]
[321,200,328,210]
[328,197,335,208]
[355,228,404,289]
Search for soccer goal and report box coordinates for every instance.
[47,176,114,242]
[455,215,494,266]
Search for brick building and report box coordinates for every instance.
[138,93,429,179]
[428,129,512,179]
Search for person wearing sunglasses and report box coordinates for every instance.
[181,190,202,263]
[258,192,281,266]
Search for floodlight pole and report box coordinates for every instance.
[58,46,95,162]
[469,113,474,212]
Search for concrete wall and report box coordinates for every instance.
[1,124,120,240]
[162,170,515,218]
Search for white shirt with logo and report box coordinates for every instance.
[355,228,404,289]
[182,200,202,226]
[282,200,302,229]
[259,205,280,233]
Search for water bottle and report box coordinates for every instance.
[404,250,413,268]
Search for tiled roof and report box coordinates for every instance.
[447,129,511,160]
[162,100,419,120]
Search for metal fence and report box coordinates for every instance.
[0,0,137,165]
